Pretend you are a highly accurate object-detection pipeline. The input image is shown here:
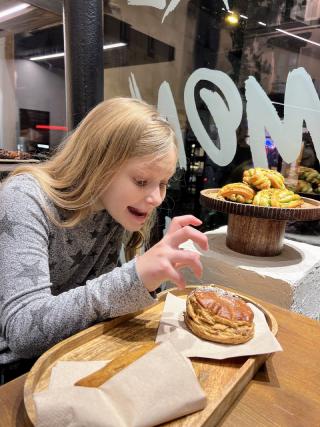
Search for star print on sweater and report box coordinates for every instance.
[15,260,47,287]
[90,230,99,239]
[0,213,20,239]
[69,250,87,269]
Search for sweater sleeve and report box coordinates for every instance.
[0,177,155,360]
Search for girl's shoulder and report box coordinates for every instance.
[1,173,48,208]
[3,172,41,189]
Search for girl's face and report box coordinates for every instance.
[99,147,177,231]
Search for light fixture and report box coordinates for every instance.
[258,21,267,26]
[0,3,30,20]
[30,52,64,61]
[225,12,239,25]
[240,14,248,19]
[30,42,127,61]
[275,28,320,48]
[35,125,68,131]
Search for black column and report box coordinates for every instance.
[63,0,104,130]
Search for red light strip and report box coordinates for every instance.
[35,125,68,131]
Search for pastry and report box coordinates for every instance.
[243,168,285,190]
[298,166,320,185]
[295,180,313,193]
[0,148,31,160]
[253,188,303,208]
[184,286,255,344]
[218,182,256,203]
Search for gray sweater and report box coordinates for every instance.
[0,174,155,364]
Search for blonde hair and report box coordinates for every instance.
[11,97,178,257]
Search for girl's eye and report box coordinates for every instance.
[160,182,168,190]
[135,180,147,187]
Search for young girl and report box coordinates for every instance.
[0,98,208,382]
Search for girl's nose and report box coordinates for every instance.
[145,186,163,207]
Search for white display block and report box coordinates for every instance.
[178,226,320,320]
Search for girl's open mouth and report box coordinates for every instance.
[128,206,147,219]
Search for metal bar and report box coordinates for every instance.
[63,0,104,130]
[24,0,63,16]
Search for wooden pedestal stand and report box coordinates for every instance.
[200,189,320,257]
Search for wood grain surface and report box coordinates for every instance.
[0,289,319,427]
[75,342,158,387]
[23,287,278,426]
[200,189,320,221]
[226,214,286,256]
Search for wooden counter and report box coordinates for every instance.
[0,299,319,427]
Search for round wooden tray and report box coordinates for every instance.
[200,189,320,256]
[200,189,320,221]
[24,286,278,426]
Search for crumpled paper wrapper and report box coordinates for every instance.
[33,341,207,427]
[156,293,282,359]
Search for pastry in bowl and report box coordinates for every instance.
[253,188,303,208]
[218,182,255,203]
[184,286,255,344]
[243,168,285,190]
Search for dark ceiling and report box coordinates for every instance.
[14,14,175,69]
[0,1,174,69]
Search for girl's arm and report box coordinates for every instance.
[0,178,155,361]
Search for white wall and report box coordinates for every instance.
[0,38,17,150]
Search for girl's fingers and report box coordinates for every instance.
[170,250,203,278]
[167,215,202,234]
[167,226,209,251]
[165,264,186,289]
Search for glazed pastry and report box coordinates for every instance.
[298,167,320,184]
[184,286,255,344]
[218,182,255,203]
[253,188,304,208]
[243,168,285,190]
[295,180,313,193]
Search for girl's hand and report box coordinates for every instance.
[136,215,209,292]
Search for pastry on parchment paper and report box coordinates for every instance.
[184,286,255,345]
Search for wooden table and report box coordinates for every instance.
[0,299,319,427]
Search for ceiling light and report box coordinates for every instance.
[30,52,64,61]
[258,21,267,26]
[240,14,248,19]
[30,43,127,61]
[0,3,29,19]
[103,42,127,50]
[225,13,239,25]
[275,28,320,48]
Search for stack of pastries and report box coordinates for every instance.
[218,167,304,208]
